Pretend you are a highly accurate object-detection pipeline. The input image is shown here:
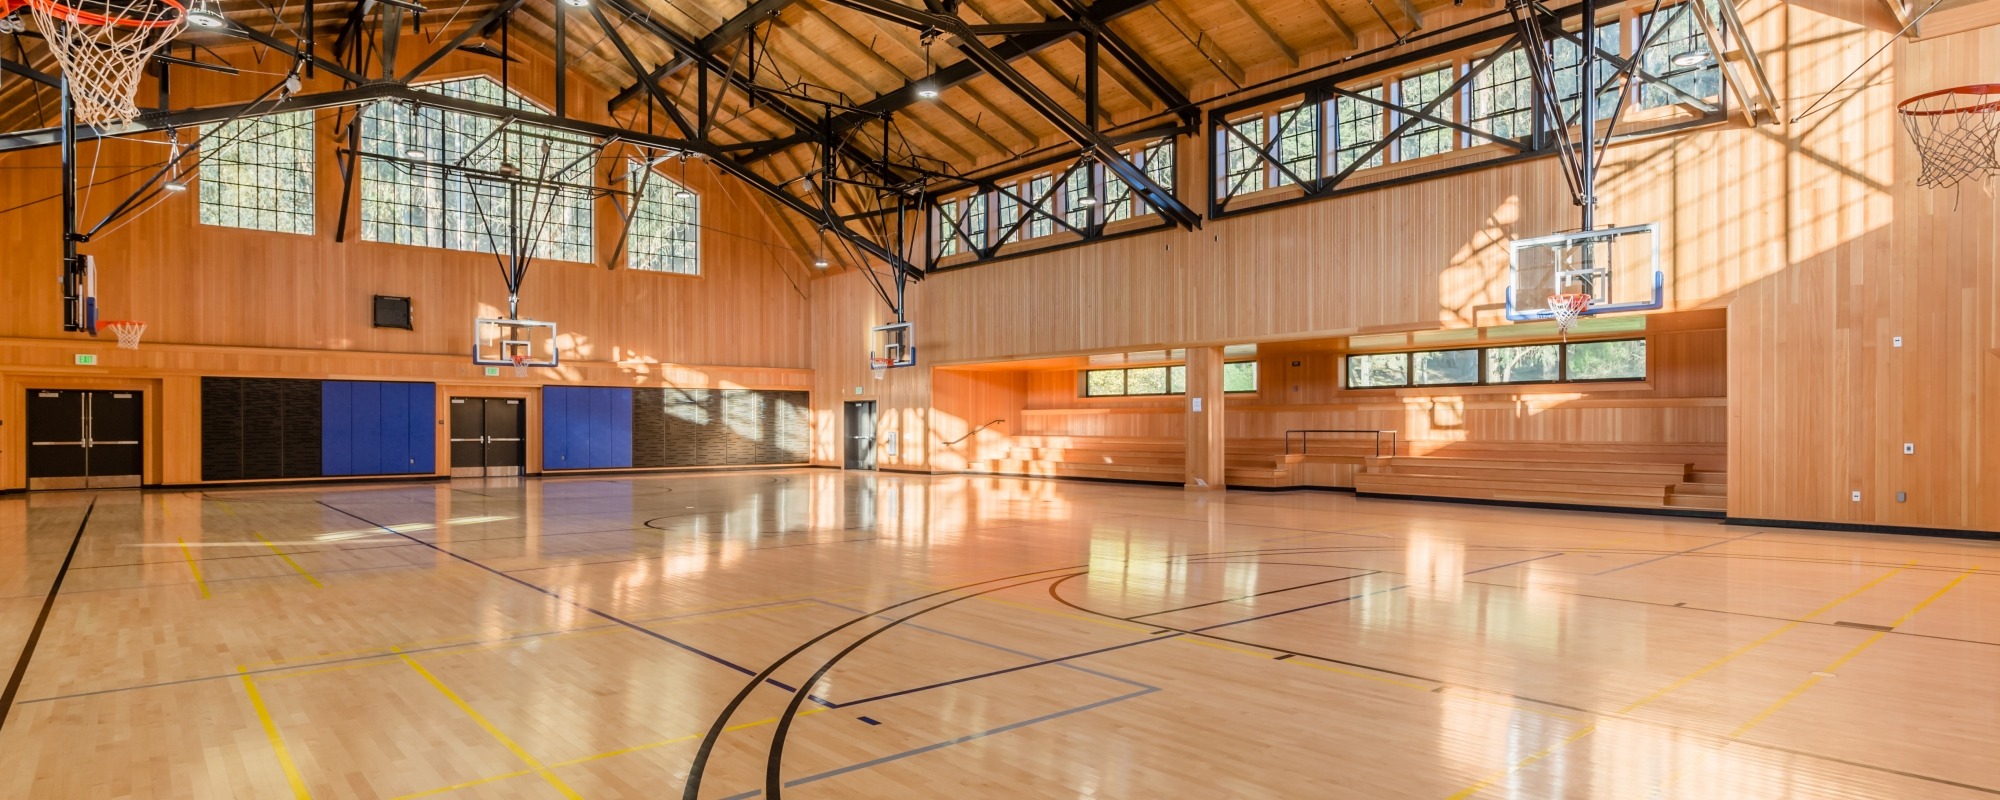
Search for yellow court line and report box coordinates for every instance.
[238,668,314,799]
[1444,561,1914,800]
[178,539,212,599]
[1611,561,1913,715]
[388,770,535,800]
[1727,566,1980,739]
[390,703,832,797]
[253,532,325,588]
[393,648,583,800]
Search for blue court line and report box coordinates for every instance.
[1594,531,1762,576]
[716,687,1161,800]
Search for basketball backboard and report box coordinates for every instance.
[870,321,916,370]
[474,318,559,367]
[1506,223,1664,322]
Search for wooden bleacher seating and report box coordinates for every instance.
[969,435,1726,514]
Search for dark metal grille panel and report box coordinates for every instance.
[632,388,808,468]
[200,379,245,481]
[201,377,323,481]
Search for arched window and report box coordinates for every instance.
[357,76,595,263]
[625,160,700,275]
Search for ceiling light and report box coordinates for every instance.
[163,179,188,192]
[1671,49,1712,68]
[1078,196,1098,207]
[915,83,939,100]
[497,161,520,177]
[674,187,693,200]
[561,0,588,6]
[813,256,830,269]
[404,147,428,160]
[184,0,226,28]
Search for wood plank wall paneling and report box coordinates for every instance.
[930,369,1026,471]
[811,5,2000,532]
[1184,346,1227,489]
[1726,10,2000,530]
[0,45,824,489]
[809,271,932,470]
[0,45,816,369]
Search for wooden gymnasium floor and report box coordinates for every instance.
[0,472,1996,799]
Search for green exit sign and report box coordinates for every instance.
[74,354,97,366]
[484,366,500,377]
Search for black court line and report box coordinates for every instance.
[837,553,1561,709]
[0,496,96,732]
[317,500,768,680]
[761,571,1088,799]
[16,596,822,707]
[1592,531,1762,575]
[1126,569,1385,620]
[678,563,1090,800]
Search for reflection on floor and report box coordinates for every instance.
[0,471,1995,798]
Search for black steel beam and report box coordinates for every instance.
[586,2,697,137]
[227,14,369,84]
[592,0,918,191]
[332,0,378,62]
[837,0,1199,228]
[789,0,1164,161]
[399,0,529,84]
[607,0,802,112]
[1049,0,1191,116]
[0,57,59,88]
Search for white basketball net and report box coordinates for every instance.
[100,320,146,349]
[1548,293,1592,338]
[25,0,187,126]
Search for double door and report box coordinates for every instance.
[27,389,143,489]
[450,397,525,477]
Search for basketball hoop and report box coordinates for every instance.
[510,354,529,377]
[96,319,146,349]
[10,0,189,126]
[1548,293,1592,338]
[1898,84,2000,189]
[870,356,892,381]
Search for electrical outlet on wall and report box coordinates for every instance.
[1852,491,1862,502]
[1893,336,1903,347]
[1904,443,1915,455]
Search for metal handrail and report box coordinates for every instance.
[1284,429,1399,458]
[943,419,1005,447]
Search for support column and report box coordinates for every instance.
[1184,345,1227,491]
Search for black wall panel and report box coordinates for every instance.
[632,389,809,468]
[201,377,323,481]
[200,379,244,481]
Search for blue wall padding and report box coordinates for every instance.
[542,386,633,470]
[322,380,436,476]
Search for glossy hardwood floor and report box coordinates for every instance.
[0,471,1995,799]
